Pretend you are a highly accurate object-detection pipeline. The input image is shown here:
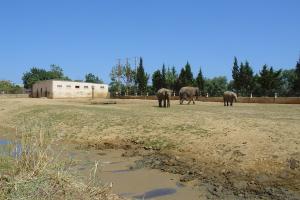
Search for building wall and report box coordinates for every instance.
[32,80,53,98]
[52,80,108,98]
[32,80,108,99]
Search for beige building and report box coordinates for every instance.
[32,80,108,99]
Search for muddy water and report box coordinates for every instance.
[0,135,201,199]
[61,147,201,200]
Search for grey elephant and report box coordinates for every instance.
[179,86,200,104]
[223,91,237,106]
[156,88,172,108]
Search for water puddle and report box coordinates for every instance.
[0,136,201,199]
[0,139,22,157]
[133,188,177,199]
[55,145,201,200]
[0,139,10,145]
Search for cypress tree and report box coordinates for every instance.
[293,58,300,95]
[177,67,186,89]
[258,64,282,96]
[136,57,149,95]
[240,61,254,96]
[161,64,166,88]
[152,70,162,92]
[232,57,240,94]
[184,62,194,86]
[196,68,205,92]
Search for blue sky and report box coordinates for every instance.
[0,0,299,84]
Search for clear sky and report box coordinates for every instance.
[0,0,299,84]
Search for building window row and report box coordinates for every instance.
[56,85,106,89]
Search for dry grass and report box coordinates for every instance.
[0,98,300,196]
[0,126,120,200]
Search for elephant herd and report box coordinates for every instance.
[156,87,237,108]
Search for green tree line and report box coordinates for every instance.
[21,65,103,89]
[0,80,23,94]
[110,56,300,97]
[7,56,300,97]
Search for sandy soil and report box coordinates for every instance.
[0,98,299,199]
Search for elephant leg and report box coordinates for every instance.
[192,97,195,104]
[230,100,233,106]
[168,99,170,107]
[158,99,162,107]
[224,99,226,106]
[226,101,229,106]
[163,98,166,107]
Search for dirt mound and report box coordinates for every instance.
[79,139,300,199]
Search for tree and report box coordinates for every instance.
[166,66,178,91]
[22,65,69,89]
[0,80,23,94]
[258,64,282,96]
[48,64,64,79]
[177,67,186,92]
[161,64,167,88]
[109,66,122,95]
[22,67,49,89]
[239,61,254,96]
[123,62,135,95]
[176,62,194,93]
[195,68,205,93]
[152,70,162,92]
[85,73,103,83]
[184,62,194,86]
[136,57,149,95]
[231,57,254,96]
[293,58,300,95]
[280,69,296,96]
[204,76,228,97]
[232,57,240,94]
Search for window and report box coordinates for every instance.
[84,86,88,89]
[75,86,80,89]
[66,85,71,88]
[57,85,62,88]
[100,86,105,89]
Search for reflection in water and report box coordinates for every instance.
[110,169,134,174]
[176,182,185,188]
[56,148,200,200]
[133,188,177,199]
[0,140,10,145]
[0,139,22,157]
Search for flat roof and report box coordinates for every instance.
[34,79,107,85]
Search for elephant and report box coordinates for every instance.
[156,88,172,108]
[223,91,237,106]
[179,86,200,104]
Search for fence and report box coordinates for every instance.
[0,94,29,98]
[111,95,300,104]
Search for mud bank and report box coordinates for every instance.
[78,139,300,200]
[56,144,202,199]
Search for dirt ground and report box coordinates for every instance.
[0,98,300,199]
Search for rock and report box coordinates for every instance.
[279,170,291,179]
[180,174,195,182]
[233,180,248,190]
[154,160,161,166]
[288,158,299,170]
[144,146,152,150]
[221,169,226,174]
[0,175,9,182]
